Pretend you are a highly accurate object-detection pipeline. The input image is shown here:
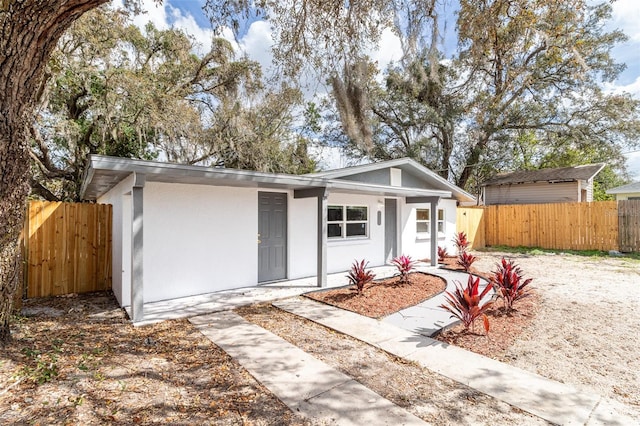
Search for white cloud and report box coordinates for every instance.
[604,75,640,97]
[625,151,640,179]
[238,21,275,71]
[610,0,640,43]
[369,28,403,71]
[113,0,214,56]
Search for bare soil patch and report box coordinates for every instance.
[305,272,446,318]
[0,293,310,425]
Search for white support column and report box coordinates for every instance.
[317,191,328,287]
[430,199,438,267]
[130,172,145,323]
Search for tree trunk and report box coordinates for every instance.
[457,133,489,189]
[0,0,109,344]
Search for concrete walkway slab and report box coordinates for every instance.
[381,267,492,336]
[274,297,635,426]
[189,311,427,426]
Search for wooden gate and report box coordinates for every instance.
[24,201,112,298]
[618,200,640,252]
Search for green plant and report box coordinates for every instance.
[437,246,448,262]
[490,258,533,312]
[21,348,59,385]
[440,275,493,333]
[457,251,477,272]
[453,231,470,254]
[391,255,417,283]
[347,259,376,294]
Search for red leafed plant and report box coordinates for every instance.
[457,251,477,272]
[347,259,376,295]
[490,258,533,312]
[391,255,417,283]
[453,231,470,254]
[440,275,493,333]
[437,246,448,263]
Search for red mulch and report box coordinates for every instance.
[435,290,541,359]
[304,272,446,318]
[307,256,540,360]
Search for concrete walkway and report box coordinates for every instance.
[273,297,634,426]
[383,267,491,336]
[189,311,427,425]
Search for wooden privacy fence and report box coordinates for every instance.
[618,200,640,252]
[23,201,112,298]
[457,201,624,252]
[456,207,485,249]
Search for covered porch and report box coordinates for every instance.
[125,264,436,326]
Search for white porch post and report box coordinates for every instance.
[429,198,438,267]
[131,172,145,322]
[317,190,328,287]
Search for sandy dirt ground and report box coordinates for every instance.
[2,251,638,425]
[473,251,640,420]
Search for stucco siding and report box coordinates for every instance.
[288,196,317,279]
[143,182,259,303]
[97,174,135,307]
[400,198,457,261]
[484,182,580,205]
[326,193,385,273]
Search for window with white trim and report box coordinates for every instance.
[328,205,368,239]
[416,208,445,236]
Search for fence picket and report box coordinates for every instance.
[457,201,621,252]
[24,201,112,298]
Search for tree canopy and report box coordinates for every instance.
[30,6,316,201]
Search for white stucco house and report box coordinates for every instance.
[606,181,640,200]
[81,155,475,321]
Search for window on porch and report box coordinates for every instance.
[328,205,368,238]
[416,208,445,237]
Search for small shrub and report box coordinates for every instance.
[490,258,533,312]
[453,231,470,254]
[437,246,448,263]
[347,259,376,294]
[457,251,477,272]
[391,255,417,283]
[439,275,493,333]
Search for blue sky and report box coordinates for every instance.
[124,0,640,177]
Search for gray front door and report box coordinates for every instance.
[384,198,397,263]
[258,192,287,282]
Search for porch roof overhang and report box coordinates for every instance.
[81,155,451,200]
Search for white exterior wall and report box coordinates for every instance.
[288,196,317,279]
[326,193,386,273]
[97,174,135,307]
[400,199,458,260]
[614,192,640,200]
[99,177,463,306]
[142,182,259,304]
[484,182,579,205]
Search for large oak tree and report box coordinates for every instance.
[1,0,114,343]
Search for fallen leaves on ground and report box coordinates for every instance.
[0,293,310,425]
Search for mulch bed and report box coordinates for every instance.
[304,272,446,318]
[435,290,541,359]
[423,256,492,280]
